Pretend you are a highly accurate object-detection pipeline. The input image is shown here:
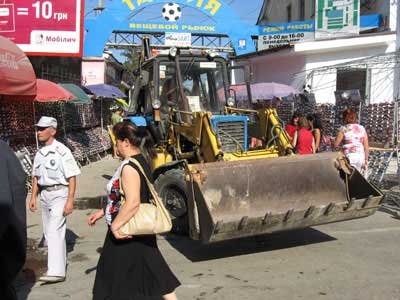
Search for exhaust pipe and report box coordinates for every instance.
[142,36,151,60]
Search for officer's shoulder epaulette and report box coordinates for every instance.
[55,145,67,156]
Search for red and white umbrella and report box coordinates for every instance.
[35,79,77,102]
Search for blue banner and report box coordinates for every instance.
[84,0,257,56]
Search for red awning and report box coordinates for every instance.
[35,79,77,102]
[0,35,36,96]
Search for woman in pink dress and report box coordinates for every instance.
[334,109,369,172]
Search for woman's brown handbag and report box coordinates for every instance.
[118,158,172,235]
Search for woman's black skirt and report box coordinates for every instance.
[93,230,180,300]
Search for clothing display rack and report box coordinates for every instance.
[367,149,395,186]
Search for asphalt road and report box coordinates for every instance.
[16,158,400,300]
[17,208,400,300]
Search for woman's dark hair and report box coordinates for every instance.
[290,111,301,125]
[343,108,357,124]
[113,121,157,159]
[306,113,323,132]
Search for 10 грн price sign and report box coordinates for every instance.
[0,0,83,56]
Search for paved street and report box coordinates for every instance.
[17,158,400,300]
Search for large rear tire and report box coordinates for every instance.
[154,169,189,234]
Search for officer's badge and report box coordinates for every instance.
[50,159,56,166]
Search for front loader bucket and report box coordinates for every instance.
[187,152,383,243]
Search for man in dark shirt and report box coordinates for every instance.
[0,141,27,300]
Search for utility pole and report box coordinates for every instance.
[94,0,105,16]
[397,0,400,50]
[394,0,400,101]
[395,0,400,150]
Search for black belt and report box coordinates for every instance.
[39,184,68,192]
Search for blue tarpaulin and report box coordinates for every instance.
[86,84,126,99]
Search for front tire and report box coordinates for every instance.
[154,169,189,234]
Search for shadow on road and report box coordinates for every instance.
[75,195,105,209]
[16,269,36,300]
[16,229,80,299]
[379,206,400,219]
[16,239,46,300]
[36,228,79,253]
[66,229,80,253]
[165,228,336,262]
[102,174,112,180]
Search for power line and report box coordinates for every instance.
[294,52,400,77]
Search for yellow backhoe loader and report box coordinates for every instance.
[126,40,383,243]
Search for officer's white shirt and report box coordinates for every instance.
[32,139,81,186]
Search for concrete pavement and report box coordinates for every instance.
[17,157,400,300]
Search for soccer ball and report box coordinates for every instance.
[162,3,182,22]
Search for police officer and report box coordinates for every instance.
[28,116,80,283]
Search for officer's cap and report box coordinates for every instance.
[35,116,57,129]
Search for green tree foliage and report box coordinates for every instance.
[121,48,141,75]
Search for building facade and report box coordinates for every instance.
[81,52,124,86]
[258,0,396,28]
[238,0,399,104]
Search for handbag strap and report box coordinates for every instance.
[119,158,162,207]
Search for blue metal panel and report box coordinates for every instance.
[327,10,343,19]
[125,116,147,127]
[360,14,382,30]
[211,115,248,152]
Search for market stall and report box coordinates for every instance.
[85,83,128,128]
[0,36,37,189]
[0,35,37,149]
[34,83,112,163]
[60,83,112,159]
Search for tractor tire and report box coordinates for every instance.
[154,169,189,234]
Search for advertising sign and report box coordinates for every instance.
[0,0,83,56]
[315,0,360,40]
[258,20,315,51]
[165,32,191,47]
[130,22,217,33]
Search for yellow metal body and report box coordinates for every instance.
[226,107,293,155]
[151,150,174,170]
[159,107,293,163]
